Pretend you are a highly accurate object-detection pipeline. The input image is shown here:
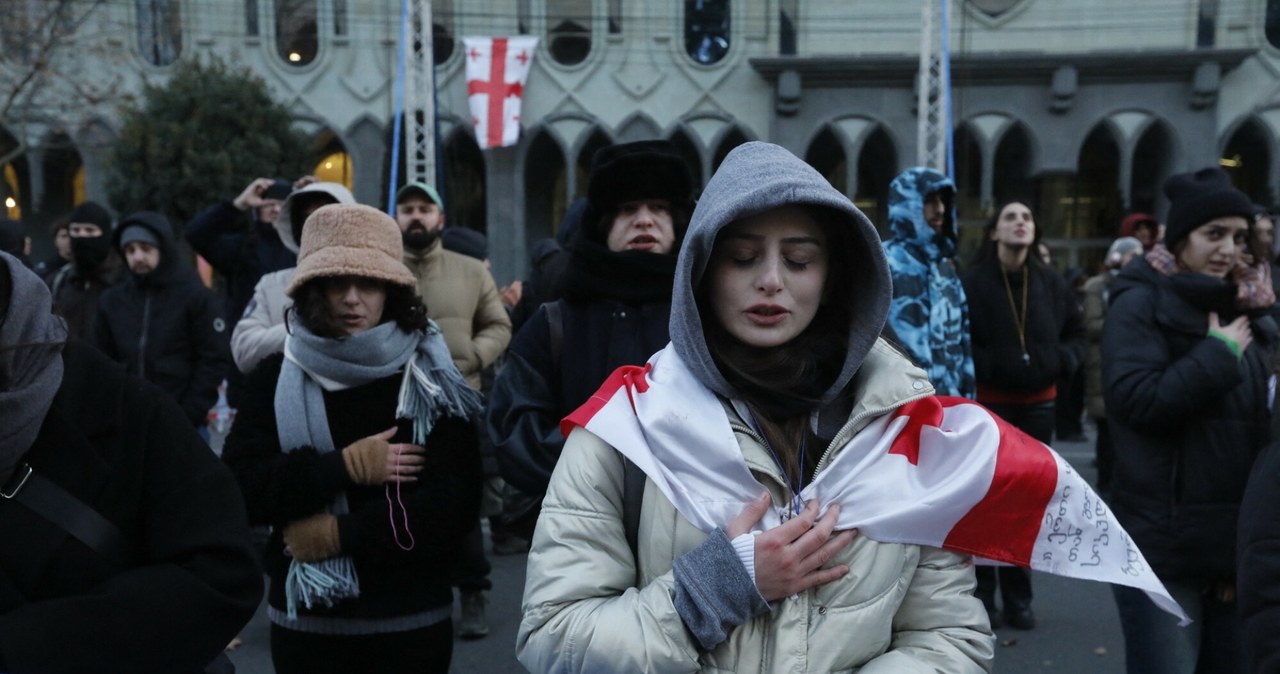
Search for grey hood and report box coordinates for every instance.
[670,141,891,403]
[274,182,357,253]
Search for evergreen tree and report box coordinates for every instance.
[106,56,313,230]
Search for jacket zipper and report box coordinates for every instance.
[726,389,934,487]
[138,292,151,379]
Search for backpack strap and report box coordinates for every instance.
[2,463,131,567]
[545,301,645,577]
[621,456,645,576]
[49,265,72,305]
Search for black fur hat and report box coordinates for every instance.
[584,140,693,243]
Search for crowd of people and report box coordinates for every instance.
[1,139,1279,673]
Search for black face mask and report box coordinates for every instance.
[70,235,111,271]
[402,228,439,251]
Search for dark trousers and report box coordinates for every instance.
[975,400,1055,610]
[451,519,493,593]
[270,621,453,674]
[1095,417,1113,493]
[450,417,493,594]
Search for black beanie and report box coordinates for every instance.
[69,201,113,234]
[1162,167,1255,250]
[441,227,488,261]
[584,140,693,243]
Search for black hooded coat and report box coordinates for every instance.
[95,212,231,427]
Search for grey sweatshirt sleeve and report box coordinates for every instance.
[672,528,771,651]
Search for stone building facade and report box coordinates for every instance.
[4,0,1280,279]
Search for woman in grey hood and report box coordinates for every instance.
[517,142,993,673]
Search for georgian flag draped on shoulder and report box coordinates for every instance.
[562,345,1189,625]
[462,36,538,150]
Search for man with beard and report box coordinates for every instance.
[94,213,231,432]
[395,182,512,639]
[0,251,262,673]
[49,201,119,341]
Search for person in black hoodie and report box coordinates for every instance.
[221,204,482,674]
[49,201,120,341]
[1103,167,1271,674]
[486,140,693,543]
[0,251,262,674]
[960,200,1085,631]
[94,212,231,430]
[185,177,299,325]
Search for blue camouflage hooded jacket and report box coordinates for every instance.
[882,167,976,398]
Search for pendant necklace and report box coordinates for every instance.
[1001,265,1031,365]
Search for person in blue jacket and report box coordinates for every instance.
[882,167,975,399]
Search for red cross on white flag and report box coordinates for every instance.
[463,36,539,150]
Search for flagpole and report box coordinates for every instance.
[387,0,409,214]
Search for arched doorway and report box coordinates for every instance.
[575,128,613,202]
[1131,121,1175,215]
[312,129,353,190]
[993,123,1032,208]
[1222,118,1273,206]
[41,132,83,217]
[443,128,486,233]
[667,128,704,193]
[855,127,897,234]
[524,130,567,242]
[805,126,848,196]
[711,127,749,173]
[952,124,983,220]
[0,124,29,220]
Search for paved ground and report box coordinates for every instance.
[226,425,1134,673]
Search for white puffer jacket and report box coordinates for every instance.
[517,342,994,674]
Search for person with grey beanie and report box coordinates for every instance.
[94,211,231,431]
[0,251,262,673]
[1102,166,1272,673]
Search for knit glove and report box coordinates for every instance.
[342,435,391,485]
[283,514,341,562]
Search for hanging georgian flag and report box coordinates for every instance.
[463,36,538,150]
[562,345,1190,625]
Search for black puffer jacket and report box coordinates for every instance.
[962,257,1085,396]
[1102,257,1272,580]
[0,341,262,674]
[95,212,230,427]
[488,233,677,499]
[1240,442,1280,673]
[222,354,481,623]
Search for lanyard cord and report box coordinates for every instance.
[1001,265,1029,360]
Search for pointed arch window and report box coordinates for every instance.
[433,0,455,64]
[276,0,318,66]
[137,0,182,66]
[547,0,592,65]
[1267,0,1280,49]
[686,0,730,65]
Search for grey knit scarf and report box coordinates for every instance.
[0,252,67,469]
[274,315,482,618]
